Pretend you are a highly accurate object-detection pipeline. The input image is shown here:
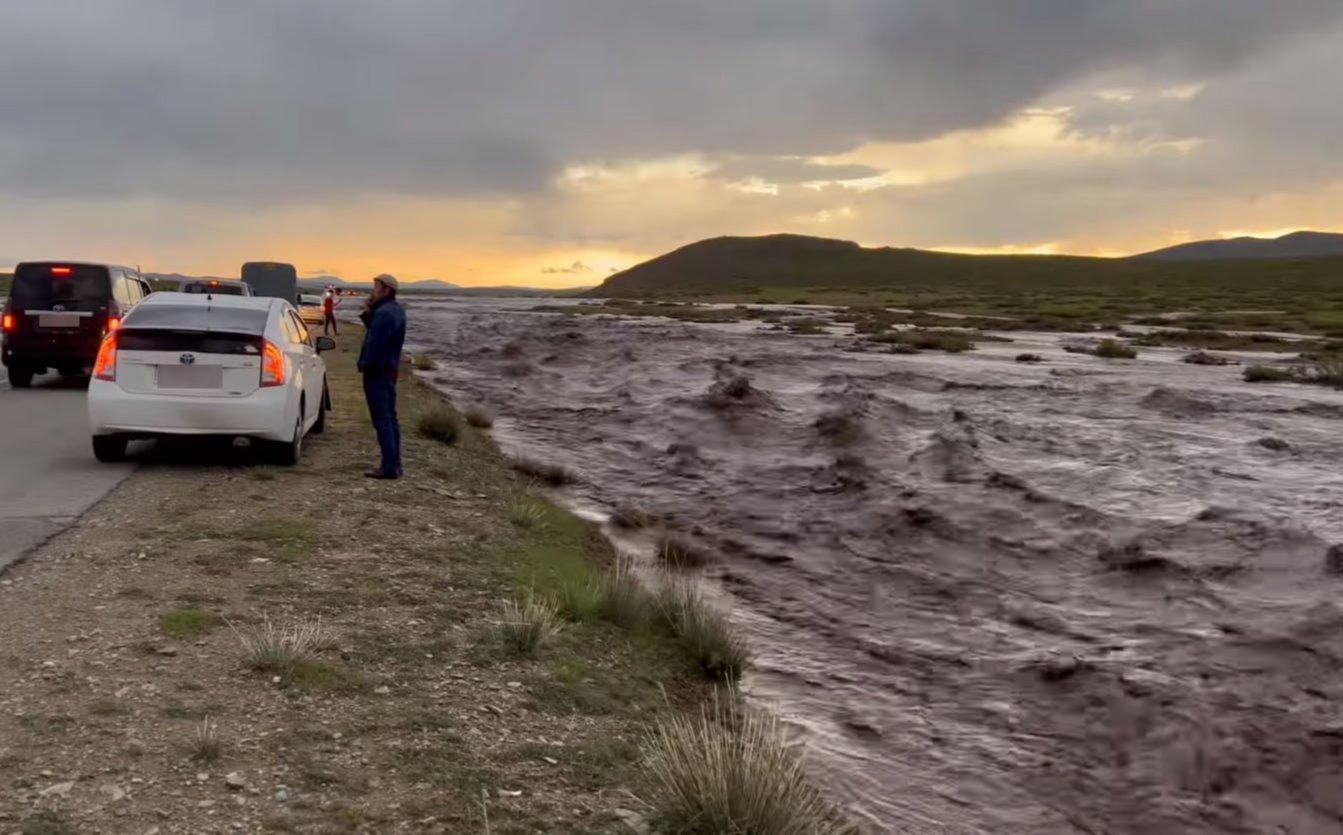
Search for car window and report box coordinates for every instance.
[111,274,132,305]
[289,311,311,345]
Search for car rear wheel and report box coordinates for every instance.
[311,380,328,434]
[8,366,33,388]
[270,410,303,465]
[92,435,128,462]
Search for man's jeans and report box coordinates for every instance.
[362,372,402,476]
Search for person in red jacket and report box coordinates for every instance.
[322,287,340,335]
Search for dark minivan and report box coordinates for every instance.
[1,261,150,387]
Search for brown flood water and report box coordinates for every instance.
[408,297,1343,834]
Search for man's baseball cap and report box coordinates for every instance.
[372,273,399,290]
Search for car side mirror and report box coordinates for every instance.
[314,336,336,353]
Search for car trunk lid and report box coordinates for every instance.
[114,329,263,397]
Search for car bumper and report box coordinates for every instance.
[88,379,294,441]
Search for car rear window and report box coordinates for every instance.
[10,264,110,307]
[118,329,261,355]
[122,304,270,334]
[180,282,247,295]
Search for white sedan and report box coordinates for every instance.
[88,292,334,464]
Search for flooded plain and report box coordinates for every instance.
[409,297,1343,834]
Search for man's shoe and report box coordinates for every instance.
[365,469,401,480]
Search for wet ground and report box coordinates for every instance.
[409,297,1343,834]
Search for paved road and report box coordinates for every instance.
[0,370,136,573]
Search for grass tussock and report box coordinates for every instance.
[1244,364,1300,383]
[656,581,748,681]
[509,500,549,530]
[417,406,463,445]
[1094,339,1138,359]
[160,607,223,639]
[597,560,654,630]
[411,353,437,371]
[189,716,223,763]
[611,503,653,529]
[231,615,331,677]
[656,535,711,570]
[498,593,564,656]
[642,690,852,835]
[464,407,494,428]
[511,456,576,486]
[868,328,975,353]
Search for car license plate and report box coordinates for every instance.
[39,313,79,328]
[157,364,224,389]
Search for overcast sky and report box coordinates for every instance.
[2,1,1342,285]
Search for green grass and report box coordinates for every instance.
[160,607,223,639]
[1244,365,1300,383]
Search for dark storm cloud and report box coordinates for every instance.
[1,0,1340,203]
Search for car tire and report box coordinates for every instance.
[311,380,328,434]
[270,410,303,466]
[92,435,128,462]
[9,366,33,388]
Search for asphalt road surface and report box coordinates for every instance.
[0,370,135,573]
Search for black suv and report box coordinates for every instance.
[1,262,150,387]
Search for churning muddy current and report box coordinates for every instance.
[409,297,1343,834]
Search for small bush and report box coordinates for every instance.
[1095,339,1137,359]
[463,408,494,428]
[656,535,710,570]
[655,581,748,681]
[1015,353,1043,363]
[511,456,576,486]
[498,593,564,656]
[597,561,654,630]
[611,503,652,529]
[189,717,223,763]
[160,607,222,639]
[509,500,548,529]
[642,690,851,835]
[411,354,436,371]
[232,616,331,677]
[554,576,602,623]
[1244,365,1299,383]
[417,407,462,444]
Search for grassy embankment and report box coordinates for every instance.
[0,329,848,832]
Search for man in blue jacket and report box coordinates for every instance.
[357,274,408,479]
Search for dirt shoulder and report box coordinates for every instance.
[0,331,707,833]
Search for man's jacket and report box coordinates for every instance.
[357,297,407,377]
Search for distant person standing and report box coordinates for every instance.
[357,274,407,479]
[322,287,340,335]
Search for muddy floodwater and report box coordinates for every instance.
[408,297,1343,834]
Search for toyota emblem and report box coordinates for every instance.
[179,353,196,365]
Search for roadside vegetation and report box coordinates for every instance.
[0,328,834,832]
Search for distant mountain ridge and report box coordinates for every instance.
[592,232,1343,297]
[1133,230,1343,261]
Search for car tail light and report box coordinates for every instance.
[261,339,285,387]
[51,266,72,276]
[94,332,118,381]
[106,316,121,332]
[1,313,13,332]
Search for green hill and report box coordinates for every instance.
[591,234,1343,331]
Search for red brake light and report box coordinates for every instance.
[94,332,118,381]
[106,317,121,332]
[209,280,219,287]
[261,339,285,387]
[1,313,13,332]
[50,266,72,276]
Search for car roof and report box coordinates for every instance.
[144,291,278,309]
[15,260,139,273]
[125,293,279,333]
[180,278,246,285]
